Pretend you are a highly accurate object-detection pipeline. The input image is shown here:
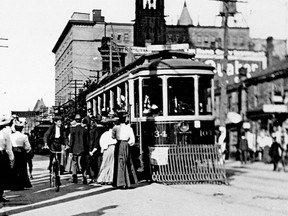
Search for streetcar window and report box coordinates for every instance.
[134,79,140,117]
[142,78,163,116]
[199,76,213,115]
[168,77,195,115]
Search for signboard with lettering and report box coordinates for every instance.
[263,104,288,113]
[187,48,267,84]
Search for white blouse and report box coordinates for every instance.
[112,123,135,146]
[10,131,31,153]
[99,129,117,153]
[0,127,14,161]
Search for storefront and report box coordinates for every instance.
[247,104,288,133]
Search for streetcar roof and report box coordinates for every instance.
[96,51,214,86]
[131,58,215,74]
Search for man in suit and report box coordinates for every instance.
[43,116,67,177]
[69,114,90,184]
[88,116,105,183]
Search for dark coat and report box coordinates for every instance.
[269,141,283,161]
[69,124,89,155]
[89,124,105,153]
[43,124,67,147]
[239,137,248,151]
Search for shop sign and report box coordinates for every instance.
[188,48,267,83]
[263,104,288,113]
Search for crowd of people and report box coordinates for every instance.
[237,126,287,171]
[217,124,287,172]
[0,108,139,202]
[43,109,138,189]
[0,115,33,202]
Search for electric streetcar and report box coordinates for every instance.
[86,50,222,183]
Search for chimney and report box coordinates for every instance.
[266,36,274,67]
[92,9,105,22]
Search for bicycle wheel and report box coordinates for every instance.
[54,161,60,192]
[50,163,55,188]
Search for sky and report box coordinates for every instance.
[0,0,287,115]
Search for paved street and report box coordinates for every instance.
[0,155,287,216]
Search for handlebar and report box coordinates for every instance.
[49,150,63,154]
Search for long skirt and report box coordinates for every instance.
[112,141,138,188]
[0,150,12,191]
[97,145,115,184]
[11,147,32,190]
[87,152,102,179]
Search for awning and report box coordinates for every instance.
[247,104,288,119]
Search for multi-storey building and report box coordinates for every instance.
[52,10,134,107]
[52,10,105,106]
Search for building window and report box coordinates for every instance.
[210,36,216,49]
[216,37,222,48]
[233,36,238,46]
[204,36,209,45]
[124,33,129,42]
[197,35,202,44]
[117,34,121,41]
[239,37,245,46]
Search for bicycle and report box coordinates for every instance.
[49,150,62,192]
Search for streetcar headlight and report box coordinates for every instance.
[178,121,189,132]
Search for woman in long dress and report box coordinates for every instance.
[97,120,117,184]
[10,121,32,190]
[112,113,138,188]
[0,116,14,202]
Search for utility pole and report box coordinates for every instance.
[75,80,77,114]
[109,37,112,74]
[219,1,229,127]
[218,0,246,126]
